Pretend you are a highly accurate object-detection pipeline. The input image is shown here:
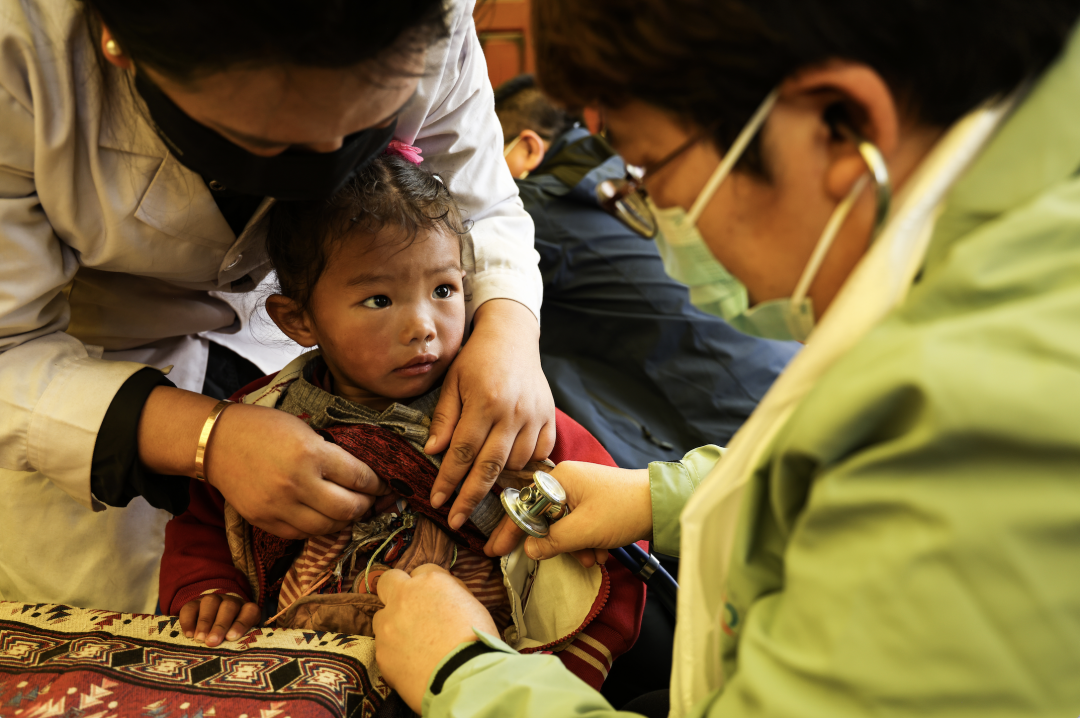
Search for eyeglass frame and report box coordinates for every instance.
[595,132,706,239]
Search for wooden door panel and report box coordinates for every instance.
[475,0,533,89]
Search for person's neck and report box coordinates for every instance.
[314,364,396,412]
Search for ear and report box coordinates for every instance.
[265,295,319,347]
[505,129,549,179]
[780,62,900,202]
[100,25,133,70]
[518,130,548,173]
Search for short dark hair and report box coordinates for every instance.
[493,74,580,143]
[84,0,449,83]
[534,0,1079,157]
[265,155,471,314]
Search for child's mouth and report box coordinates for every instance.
[395,354,438,376]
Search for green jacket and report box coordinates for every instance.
[421,30,1080,718]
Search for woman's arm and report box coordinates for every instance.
[426,299,556,530]
[138,386,386,538]
[396,0,554,530]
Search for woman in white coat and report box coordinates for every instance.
[0,0,553,613]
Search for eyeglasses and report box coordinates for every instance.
[596,133,704,239]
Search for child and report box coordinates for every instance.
[159,143,644,691]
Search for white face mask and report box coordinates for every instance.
[650,90,889,342]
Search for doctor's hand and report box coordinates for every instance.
[373,564,497,713]
[484,461,653,563]
[425,299,556,534]
[139,387,388,539]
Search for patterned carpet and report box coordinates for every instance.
[0,601,395,718]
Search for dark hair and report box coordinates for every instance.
[493,74,580,143]
[83,0,449,83]
[264,154,471,314]
[534,0,1080,162]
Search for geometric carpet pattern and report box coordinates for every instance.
[0,602,391,717]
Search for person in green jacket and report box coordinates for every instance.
[370,1,1080,716]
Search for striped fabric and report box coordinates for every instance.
[276,527,353,614]
[449,549,513,633]
[275,519,512,634]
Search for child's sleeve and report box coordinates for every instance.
[160,479,254,615]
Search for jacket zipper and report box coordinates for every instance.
[518,564,611,653]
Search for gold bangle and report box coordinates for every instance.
[194,400,233,482]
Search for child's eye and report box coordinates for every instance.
[361,295,392,309]
[432,284,454,299]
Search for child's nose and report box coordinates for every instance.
[402,310,437,345]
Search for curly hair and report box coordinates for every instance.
[264,154,472,314]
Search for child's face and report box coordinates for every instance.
[303,228,466,407]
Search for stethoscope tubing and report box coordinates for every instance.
[609,543,678,617]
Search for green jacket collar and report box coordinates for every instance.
[927,24,1080,268]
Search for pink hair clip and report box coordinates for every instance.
[385,140,423,165]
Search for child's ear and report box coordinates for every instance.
[266,295,319,347]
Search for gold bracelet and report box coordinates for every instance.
[194,400,233,483]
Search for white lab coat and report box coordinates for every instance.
[0,0,541,612]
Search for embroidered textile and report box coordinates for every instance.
[0,601,393,718]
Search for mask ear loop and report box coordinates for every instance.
[686,90,781,225]
[789,125,893,310]
[503,134,524,158]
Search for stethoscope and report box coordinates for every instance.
[502,471,679,616]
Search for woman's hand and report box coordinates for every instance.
[179,593,261,647]
[426,299,556,532]
[485,461,654,562]
[139,387,388,538]
[373,564,497,712]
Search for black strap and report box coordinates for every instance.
[429,642,501,695]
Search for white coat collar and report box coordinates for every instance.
[95,73,256,255]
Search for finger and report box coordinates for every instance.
[411,563,472,594]
[226,602,262,642]
[372,606,386,640]
[571,548,598,568]
[595,548,609,565]
[484,515,527,557]
[206,598,241,647]
[532,419,557,463]
[320,443,389,496]
[247,518,311,542]
[375,568,411,606]
[505,423,542,472]
[195,595,222,643]
[179,601,199,638]
[425,370,462,457]
[409,563,450,578]
[429,412,494,512]
[523,510,594,560]
[256,504,351,539]
[446,425,517,529]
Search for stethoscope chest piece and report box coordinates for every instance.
[500,470,568,538]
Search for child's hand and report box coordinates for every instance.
[179,593,261,647]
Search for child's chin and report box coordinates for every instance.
[387,370,445,398]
